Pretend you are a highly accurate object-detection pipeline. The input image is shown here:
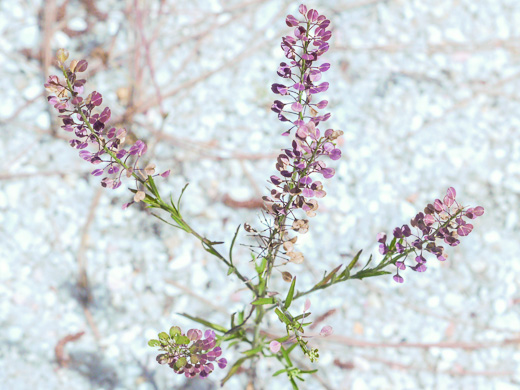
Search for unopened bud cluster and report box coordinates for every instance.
[149,327,227,379]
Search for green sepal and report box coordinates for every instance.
[169,326,181,338]
[175,357,187,369]
[148,339,161,347]
[227,266,235,276]
[175,334,190,345]
[158,332,170,341]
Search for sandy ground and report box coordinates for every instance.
[1,0,519,389]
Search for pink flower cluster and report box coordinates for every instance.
[377,187,484,283]
[45,49,169,192]
[265,5,342,225]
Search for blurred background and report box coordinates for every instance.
[1,0,520,389]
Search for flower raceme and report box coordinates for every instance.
[44,49,169,207]
[264,5,342,244]
[377,187,484,283]
[149,327,227,379]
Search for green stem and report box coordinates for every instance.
[60,65,257,296]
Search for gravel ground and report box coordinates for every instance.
[1,0,519,389]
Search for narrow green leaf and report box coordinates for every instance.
[284,276,296,309]
[151,213,182,230]
[388,237,397,252]
[228,340,241,348]
[293,312,311,321]
[347,250,363,271]
[275,335,291,343]
[230,312,236,328]
[353,269,391,279]
[290,377,299,390]
[177,183,190,211]
[316,264,342,287]
[300,369,318,374]
[241,345,263,356]
[178,313,227,333]
[280,346,292,366]
[147,176,159,195]
[273,369,287,377]
[258,278,266,296]
[169,194,178,213]
[361,254,373,271]
[221,356,253,386]
[274,308,291,325]
[229,224,241,265]
[251,297,275,306]
[286,342,298,354]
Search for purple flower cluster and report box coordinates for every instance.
[264,5,342,231]
[377,187,484,283]
[44,49,169,194]
[151,327,227,379]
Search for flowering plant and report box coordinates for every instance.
[45,4,483,388]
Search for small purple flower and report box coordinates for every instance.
[378,188,483,283]
[264,5,343,248]
[45,51,170,206]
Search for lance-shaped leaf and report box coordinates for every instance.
[275,308,291,325]
[178,313,227,333]
[284,277,296,309]
[229,224,241,265]
[221,356,254,386]
[344,249,363,274]
[252,297,276,305]
[315,264,342,287]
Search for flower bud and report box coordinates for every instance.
[69,59,78,72]
[56,48,69,63]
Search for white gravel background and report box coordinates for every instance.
[1,0,519,389]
